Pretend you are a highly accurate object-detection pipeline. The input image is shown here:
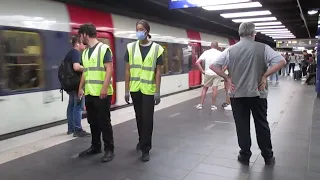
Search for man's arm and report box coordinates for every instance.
[262,45,286,78]
[195,53,205,74]
[71,49,84,72]
[102,49,113,90]
[78,73,85,91]
[155,54,163,93]
[124,50,130,93]
[210,49,230,80]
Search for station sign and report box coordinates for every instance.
[168,0,244,10]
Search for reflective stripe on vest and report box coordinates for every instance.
[128,41,163,95]
[82,42,113,96]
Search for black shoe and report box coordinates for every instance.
[237,155,249,165]
[79,147,101,157]
[264,156,275,165]
[141,152,150,162]
[67,131,74,135]
[73,130,91,137]
[101,151,115,163]
[136,143,141,151]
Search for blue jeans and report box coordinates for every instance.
[67,92,84,132]
[281,64,288,75]
[270,71,279,82]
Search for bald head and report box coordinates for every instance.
[211,42,219,49]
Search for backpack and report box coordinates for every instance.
[58,55,81,100]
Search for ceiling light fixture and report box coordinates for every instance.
[220,10,271,18]
[257,29,290,32]
[308,10,318,15]
[272,37,296,39]
[203,2,262,11]
[255,21,282,26]
[232,17,277,23]
[255,25,285,29]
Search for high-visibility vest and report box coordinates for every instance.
[127,41,164,95]
[82,42,113,96]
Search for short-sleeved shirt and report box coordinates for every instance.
[213,37,285,98]
[81,42,112,64]
[198,48,222,76]
[124,41,163,65]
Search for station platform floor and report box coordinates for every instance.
[1,78,320,180]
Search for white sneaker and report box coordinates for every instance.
[211,105,217,110]
[196,104,203,110]
[224,104,232,110]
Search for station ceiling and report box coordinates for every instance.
[57,0,320,46]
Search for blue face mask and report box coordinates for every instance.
[136,31,147,40]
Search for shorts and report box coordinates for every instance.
[204,74,221,87]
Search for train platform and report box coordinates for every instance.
[0,78,320,180]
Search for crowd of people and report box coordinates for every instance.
[269,50,317,83]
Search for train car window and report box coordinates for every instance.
[171,44,182,73]
[158,43,169,75]
[2,30,44,91]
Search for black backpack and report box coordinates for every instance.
[58,55,81,100]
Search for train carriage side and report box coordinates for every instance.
[0,0,71,135]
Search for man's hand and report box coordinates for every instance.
[78,89,84,99]
[225,78,235,92]
[258,76,267,91]
[154,93,161,105]
[100,86,108,99]
[124,92,130,104]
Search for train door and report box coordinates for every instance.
[188,42,202,87]
[71,30,117,105]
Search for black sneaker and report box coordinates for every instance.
[101,151,115,163]
[237,155,249,165]
[79,147,102,157]
[67,131,74,135]
[73,130,91,137]
[264,156,276,166]
[141,152,150,162]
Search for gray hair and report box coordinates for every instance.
[238,22,256,37]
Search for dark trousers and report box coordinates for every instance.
[85,95,114,152]
[230,97,273,159]
[288,63,295,74]
[131,91,155,153]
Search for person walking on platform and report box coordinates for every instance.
[64,35,90,137]
[221,66,232,110]
[124,19,164,162]
[195,42,222,110]
[77,23,115,163]
[210,22,286,166]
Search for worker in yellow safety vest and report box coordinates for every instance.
[77,23,115,163]
[124,19,164,162]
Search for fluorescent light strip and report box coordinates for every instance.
[270,35,295,37]
[196,0,250,6]
[257,28,289,31]
[255,25,285,29]
[221,10,271,18]
[233,17,277,23]
[255,21,282,26]
[272,37,296,39]
[203,2,262,11]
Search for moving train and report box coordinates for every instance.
[0,0,236,136]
